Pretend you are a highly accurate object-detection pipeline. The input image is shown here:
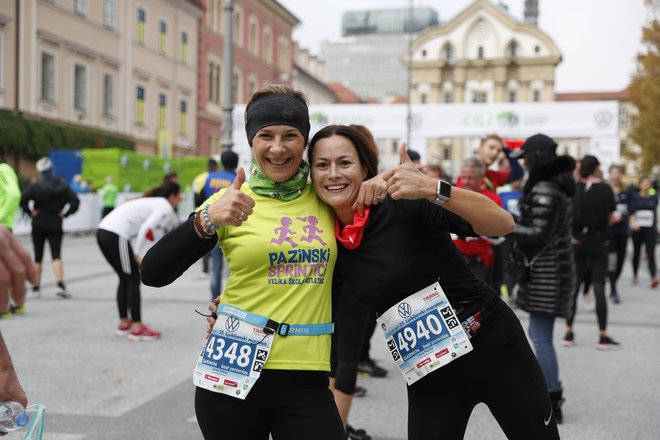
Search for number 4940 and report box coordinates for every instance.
[396,314,444,352]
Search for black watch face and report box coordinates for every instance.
[439,181,452,199]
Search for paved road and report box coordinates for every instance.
[2,233,659,439]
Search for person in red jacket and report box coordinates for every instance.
[453,157,503,282]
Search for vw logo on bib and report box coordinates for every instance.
[377,282,473,385]
[225,316,240,333]
[398,302,412,318]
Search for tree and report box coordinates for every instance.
[629,0,660,173]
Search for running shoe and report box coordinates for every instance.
[596,335,621,351]
[562,331,575,347]
[28,288,41,299]
[56,286,72,299]
[0,311,12,319]
[128,325,162,341]
[10,305,26,315]
[353,385,367,398]
[651,278,659,289]
[357,359,388,378]
[346,424,372,440]
[610,290,621,304]
[116,321,132,336]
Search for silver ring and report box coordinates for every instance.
[238,212,245,221]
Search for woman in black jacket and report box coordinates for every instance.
[509,134,576,423]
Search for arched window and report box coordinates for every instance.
[442,43,454,63]
[507,41,518,60]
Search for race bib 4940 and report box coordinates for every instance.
[377,281,473,386]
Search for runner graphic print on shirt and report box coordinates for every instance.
[296,216,327,246]
[271,217,298,248]
[268,216,331,286]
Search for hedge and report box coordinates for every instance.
[0,109,134,158]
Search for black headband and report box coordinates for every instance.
[245,94,310,146]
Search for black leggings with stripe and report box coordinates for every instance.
[96,229,142,322]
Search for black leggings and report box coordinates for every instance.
[31,226,63,262]
[608,234,628,291]
[407,303,559,440]
[567,242,608,330]
[330,287,371,394]
[96,229,142,322]
[194,370,345,440]
[631,228,657,278]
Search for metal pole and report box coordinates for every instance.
[406,0,413,152]
[221,0,234,152]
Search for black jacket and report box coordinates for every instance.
[21,177,80,231]
[510,156,576,318]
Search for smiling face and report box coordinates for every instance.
[478,137,503,166]
[251,125,306,182]
[310,135,367,212]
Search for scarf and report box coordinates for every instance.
[248,159,309,201]
[335,207,371,249]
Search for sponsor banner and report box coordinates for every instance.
[232,101,619,149]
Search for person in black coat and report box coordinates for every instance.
[509,134,576,423]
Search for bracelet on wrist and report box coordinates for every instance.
[201,205,219,233]
[194,210,216,239]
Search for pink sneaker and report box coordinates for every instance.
[128,324,161,341]
[116,321,132,336]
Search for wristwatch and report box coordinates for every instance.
[432,179,452,206]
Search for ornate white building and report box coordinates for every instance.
[408,0,562,172]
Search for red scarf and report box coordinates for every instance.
[335,207,371,249]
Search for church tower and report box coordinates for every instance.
[524,0,539,25]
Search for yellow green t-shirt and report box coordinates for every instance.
[201,183,337,371]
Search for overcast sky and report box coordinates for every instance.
[278,0,650,93]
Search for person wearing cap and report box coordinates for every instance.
[20,157,80,299]
[563,155,620,351]
[140,85,360,439]
[508,134,576,423]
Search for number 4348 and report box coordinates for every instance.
[205,336,252,367]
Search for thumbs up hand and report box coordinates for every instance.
[381,143,437,201]
[398,142,412,165]
[206,167,256,227]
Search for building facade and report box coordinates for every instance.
[408,0,561,172]
[292,46,336,105]
[197,0,298,157]
[0,0,202,157]
[322,7,439,103]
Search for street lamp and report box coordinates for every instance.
[221,0,234,152]
[406,0,413,152]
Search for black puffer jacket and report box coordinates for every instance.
[510,156,576,318]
